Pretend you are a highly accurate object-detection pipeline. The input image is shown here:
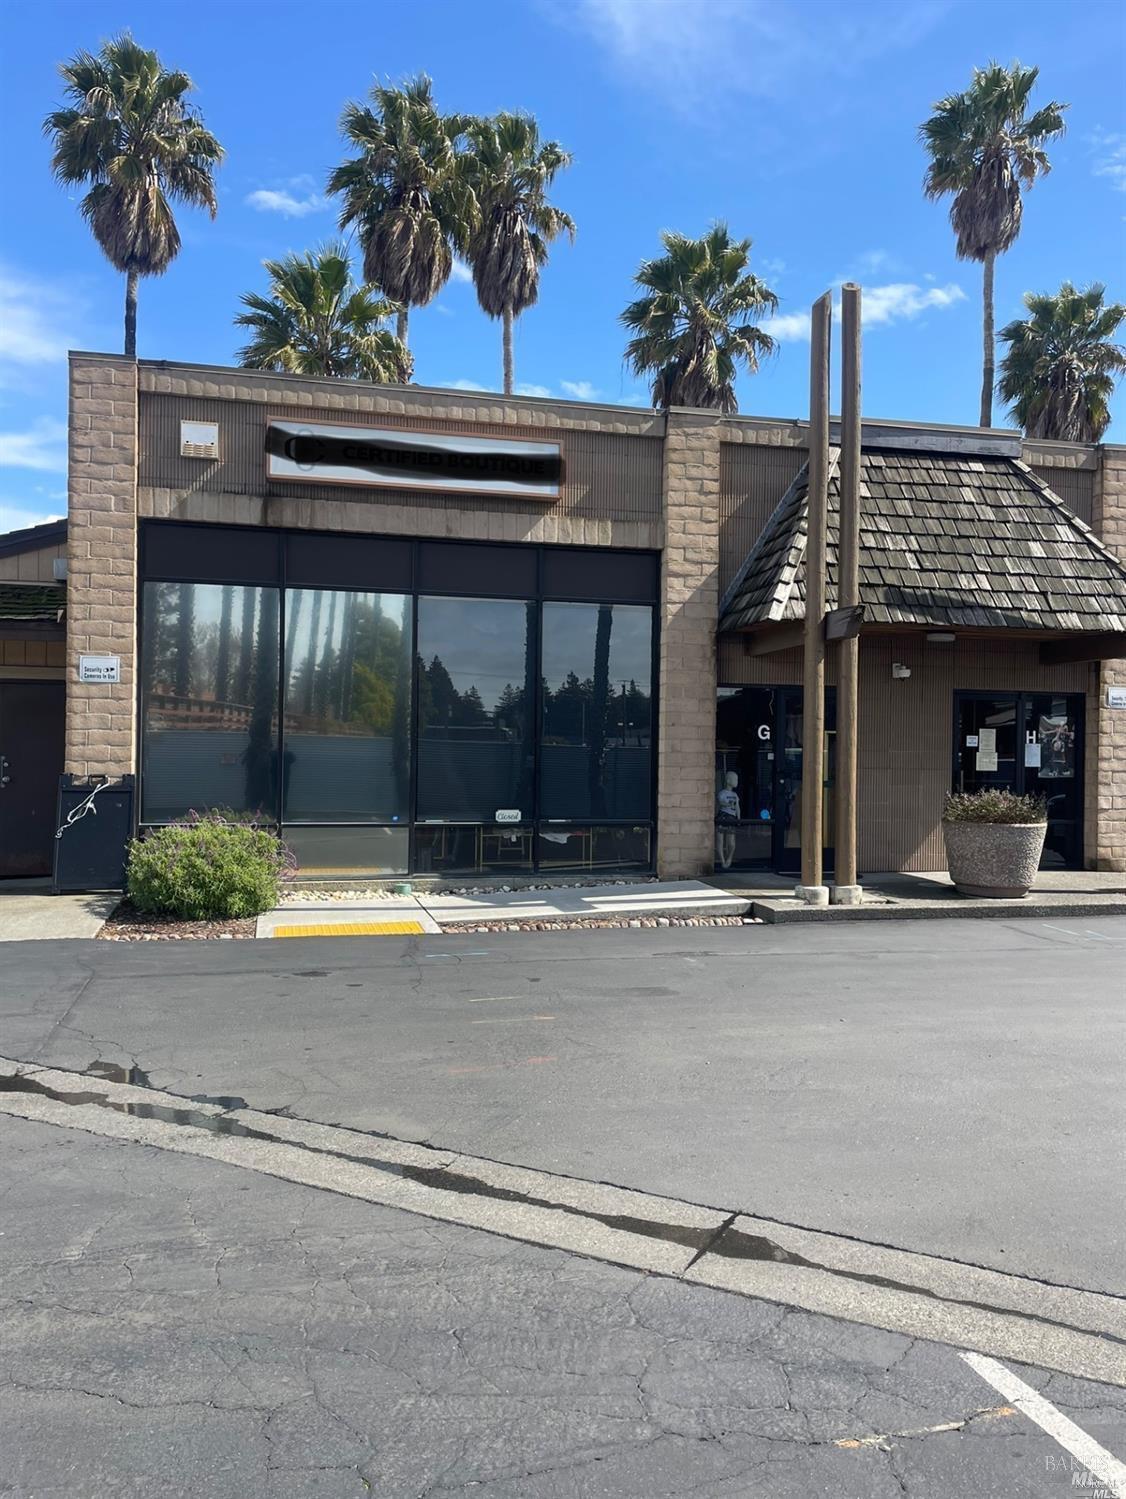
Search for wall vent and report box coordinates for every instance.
[180,419,219,460]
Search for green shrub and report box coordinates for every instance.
[127,813,292,920]
[942,789,1046,825]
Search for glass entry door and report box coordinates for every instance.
[714,686,835,874]
[776,686,836,875]
[953,692,1084,868]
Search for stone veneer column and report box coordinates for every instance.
[1091,444,1126,870]
[65,354,139,779]
[656,410,722,878]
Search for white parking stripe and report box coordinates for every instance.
[961,1352,1126,1497]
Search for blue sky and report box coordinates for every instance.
[1,0,1124,532]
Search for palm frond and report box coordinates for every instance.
[998,281,1126,441]
[43,32,223,276]
[234,242,411,384]
[619,223,779,413]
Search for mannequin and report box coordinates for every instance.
[715,770,741,870]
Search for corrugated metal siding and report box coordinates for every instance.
[718,631,1089,872]
[719,443,806,595]
[139,394,662,524]
[1031,464,1094,525]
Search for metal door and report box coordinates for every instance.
[0,681,65,877]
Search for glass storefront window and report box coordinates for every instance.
[141,582,279,822]
[413,824,534,875]
[540,602,653,820]
[283,825,409,877]
[282,589,411,823]
[416,597,535,823]
[138,532,659,873]
[537,824,651,872]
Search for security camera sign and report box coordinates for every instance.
[78,654,120,684]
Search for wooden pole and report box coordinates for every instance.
[835,283,862,898]
[800,292,832,895]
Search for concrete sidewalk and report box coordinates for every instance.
[257,879,751,937]
[0,881,119,941]
[712,868,1126,923]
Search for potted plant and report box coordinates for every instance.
[941,789,1048,899]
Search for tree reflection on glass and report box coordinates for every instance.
[541,602,652,821]
[416,597,534,822]
[140,582,278,822]
[282,590,411,822]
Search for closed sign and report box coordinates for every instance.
[78,654,120,683]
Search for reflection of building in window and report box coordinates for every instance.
[1038,715,1075,779]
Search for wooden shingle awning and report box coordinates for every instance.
[718,450,1126,654]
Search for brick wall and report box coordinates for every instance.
[65,355,138,779]
[1091,445,1126,870]
[656,411,722,878]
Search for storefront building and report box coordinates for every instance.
[8,350,1125,882]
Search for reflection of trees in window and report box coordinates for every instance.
[143,582,266,725]
[243,588,279,816]
[287,593,410,735]
[214,585,233,702]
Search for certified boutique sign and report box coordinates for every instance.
[265,420,563,499]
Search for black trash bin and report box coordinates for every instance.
[52,775,135,893]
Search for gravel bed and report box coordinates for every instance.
[98,902,256,941]
[281,876,659,904]
[440,914,758,934]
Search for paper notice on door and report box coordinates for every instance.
[977,728,996,754]
[965,734,979,748]
[1024,741,1041,768]
[975,751,999,772]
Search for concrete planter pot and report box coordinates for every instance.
[941,820,1047,899]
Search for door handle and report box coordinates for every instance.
[0,754,9,787]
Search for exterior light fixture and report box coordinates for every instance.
[926,631,956,644]
[891,662,912,679]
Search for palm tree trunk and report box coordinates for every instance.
[979,251,996,428]
[124,270,139,359]
[503,307,514,395]
[396,307,409,347]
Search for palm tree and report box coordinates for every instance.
[998,283,1126,442]
[234,244,411,383]
[327,74,470,349]
[621,225,778,413]
[463,113,574,395]
[43,33,223,358]
[920,62,1067,427]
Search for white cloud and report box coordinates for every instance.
[449,259,474,284]
[862,282,965,325]
[561,380,600,400]
[758,256,786,281]
[849,250,899,278]
[515,383,552,398]
[0,500,65,533]
[551,0,948,107]
[763,281,966,342]
[1090,130,1126,192]
[0,418,68,472]
[245,176,328,218]
[0,266,81,367]
[444,378,490,391]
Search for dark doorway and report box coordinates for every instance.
[0,681,65,878]
[953,692,1084,869]
[715,685,836,875]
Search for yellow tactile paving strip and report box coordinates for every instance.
[273,921,426,938]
